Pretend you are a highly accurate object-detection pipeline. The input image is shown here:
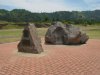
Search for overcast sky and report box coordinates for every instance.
[0,0,100,12]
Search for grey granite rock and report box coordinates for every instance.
[18,23,43,54]
[45,22,89,45]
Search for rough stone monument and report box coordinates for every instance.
[18,23,43,54]
[45,22,89,45]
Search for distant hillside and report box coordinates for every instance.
[0,9,100,24]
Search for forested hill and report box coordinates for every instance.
[0,9,100,24]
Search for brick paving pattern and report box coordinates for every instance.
[0,39,100,75]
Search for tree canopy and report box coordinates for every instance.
[0,9,100,24]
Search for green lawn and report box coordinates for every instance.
[86,29,100,39]
[0,28,48,43]
[0,29,22,37]
[77,25,100,39]
[0,25,100,43]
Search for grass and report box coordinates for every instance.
[0,29,22,37]
[86,29,100,39]
[0,25,100,43]
[0,28,48,43]
[0,38,20,43]
[2,25,23,29]
[77,25,100,39]
[37,28,48,36]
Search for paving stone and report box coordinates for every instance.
[0,39,100,75]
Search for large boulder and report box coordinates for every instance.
[45,22,89,45]
[18,23,43,54]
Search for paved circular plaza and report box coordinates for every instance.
[0,39,100,75]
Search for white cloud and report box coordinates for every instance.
[0,0,99,12]
[0,0,69,12]
[84,0,100,10]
